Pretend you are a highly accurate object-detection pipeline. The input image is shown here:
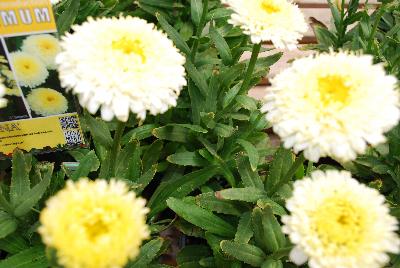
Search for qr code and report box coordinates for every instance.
[64,129,84,145]
[59,115,79,130]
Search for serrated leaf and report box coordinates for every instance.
[57,0,80,34]
[142,140,163,172]
[237,156,264,189]
[167,198,235,237]
[148,167,218,217]
[217,187,267,202]
[237,139,259,171]
[252,207,286,253]
[0,234,29,254]
[127,238,165,267]
[210,26,233,65]
[235,212,253,243]
[186,60,208,96]
[136,164,158,195]
[0,246,48,268]
[10,150,31,205]
[13,163,53,217]
[156,13,190,55]
[214,123,235,138]
[70,151,99,181]
[122,124,158,145]
[196,192,244,216]
[0,212,17,239]
[236,95,258,110]
[84,112,113,148]
[265,148,293,195]
[191,0,203,26]
[220,240,266,266]
[167,151,207,166]
[257,199,287,216]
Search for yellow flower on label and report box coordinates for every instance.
[26,88,68,116]
[56,16,187,122]
[39,179,150,268]
[283,170,400,268]
[22,34,61,70]
[262,51,400,162]
[221,0,308,48]
[10,51,48,88]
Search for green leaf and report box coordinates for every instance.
[210,27,233,65]
[220,240,266,267]
[235,212,253,244]
[223,83,241,109]
[127,238,165,267]
[195,192,245,216]
[153,124,206,143]
[236,156,264,189]
[116,140,141,181]
[136,164,158,195]
[185,60,208,96]
[142,140,163,172]
[156,13,190,55]
[237,139,259,171]
[148,167,218,217]
[214,123,235,138]
[261,259,283,268]
[217,187,267,202]
[13,163,53,217]
[57,0,80,34]
[0,246,48,268]
[70,151,99,181]
[167,151,207,166]
[177,245,211,268]
[191,0,203,26]
[122,124,158,145]
[167,198,235,237]
[252,207,286,253]
[206,8,233,20]
[10,150,31,205]
[236,95,258,110]
[257,199,287,216]
[0,212,17,239]
[84,112,113,148]
[0,234,29,254]
[265,148,293,195]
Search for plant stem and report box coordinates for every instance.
[108,121,126,179]
[191,0,209,62]
[239,43,262,95]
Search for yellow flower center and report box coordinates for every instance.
[318,75,351,106]
[39,40,55,51]
[46,96,55,102]
[261,0,281,13]
[83,213,110,241]
[112,37,146,62]
[312,196,367,255]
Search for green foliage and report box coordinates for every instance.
[0,0,398,267]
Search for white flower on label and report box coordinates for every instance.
[221,0,308,49]
[22,34,61,70]
[282,170,400,268]
[10,52,48,88]
[0,80,8,108]
[56,16,187,122]
[261,51,400,162]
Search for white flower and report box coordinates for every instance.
[0,80,8,108]
[51,0,61,4]
[56,16,187,122]
[9,52,49,88]
[22,34,61,70]
[261,51,400,162]
[282,170,400,268]
[221,0,308,49]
